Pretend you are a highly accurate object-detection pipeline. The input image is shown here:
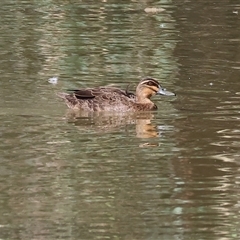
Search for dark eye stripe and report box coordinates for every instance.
[146,80,159,88]
[140,78,160,88]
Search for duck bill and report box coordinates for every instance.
[157,88,176,96]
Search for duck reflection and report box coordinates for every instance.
[63,109,159,139]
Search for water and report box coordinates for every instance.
[0,0,240,239]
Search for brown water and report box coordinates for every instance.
[1,1,240,239]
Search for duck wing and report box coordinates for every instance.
[69,88,96,99]
[69,87,135,100]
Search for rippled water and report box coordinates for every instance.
[1,0,240,239]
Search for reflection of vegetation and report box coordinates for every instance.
[0,1,179,90]
[60,2,179,83]
[0,1,177,104]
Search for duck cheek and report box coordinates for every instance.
[154,91,158,96]
[151,91,157,97]
[144,92,153,99]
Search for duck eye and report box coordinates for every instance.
[147,81,154,86]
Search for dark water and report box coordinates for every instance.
[1,0,240,239]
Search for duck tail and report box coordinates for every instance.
[56,92,79,109]
[56,92,70,99]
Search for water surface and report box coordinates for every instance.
[0,1,240,239]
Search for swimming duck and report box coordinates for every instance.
[57,77,175,112]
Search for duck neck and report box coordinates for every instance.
[135,96,157,110]
[136,95,151,103]
[136,94,156,109]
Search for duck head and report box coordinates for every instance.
[136,77,175,103]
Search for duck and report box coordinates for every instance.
[57,77,176,112]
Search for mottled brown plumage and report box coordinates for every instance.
[57,77,175,112]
